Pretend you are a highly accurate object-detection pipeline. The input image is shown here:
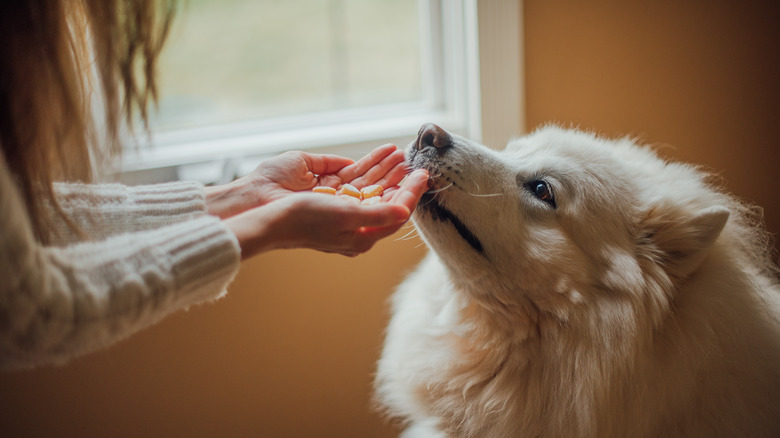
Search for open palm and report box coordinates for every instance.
[251,144,410,204]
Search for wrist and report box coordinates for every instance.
[224,203,283,259]
[205,176,264,219]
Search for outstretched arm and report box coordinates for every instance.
[0,155,241,370]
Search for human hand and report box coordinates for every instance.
[225,168,430,258]
[257,143,411,201]
[205,144,408,219]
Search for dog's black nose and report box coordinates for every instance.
[417,123,452,151]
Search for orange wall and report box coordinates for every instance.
[524,0,780,253]
[0,237,426,438]
[2,2,779,437]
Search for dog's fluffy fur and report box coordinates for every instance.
[374,125,780,437]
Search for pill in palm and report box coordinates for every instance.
[312,186,337,195]
[340,194,362,205]
[313,183,385,206]
[338,183,361,199]
[360,184,384,199]
[361,196,382,206]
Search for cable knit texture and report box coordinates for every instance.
[48,180,211,244]
[0,154,241,370]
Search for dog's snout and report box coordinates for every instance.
[417,123,452,151]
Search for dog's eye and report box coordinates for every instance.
[529,181,556,207]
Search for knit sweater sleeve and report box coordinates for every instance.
[0,156,242,370]
[49,181,211,244]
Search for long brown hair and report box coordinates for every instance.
[0,0,176,243]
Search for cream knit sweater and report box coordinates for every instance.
[0,153,241,370]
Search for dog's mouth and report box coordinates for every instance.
[419,192,485,256]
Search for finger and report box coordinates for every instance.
[356,223,405,246]
[316,174,342,189]
[336,144,397,183]
[345,203,410,230]
[369,159,410,189]
[337,145,397,183]
[302,152,355,176]
[348,149,406,188]
[348,219,409,255]
[390,169,430,212]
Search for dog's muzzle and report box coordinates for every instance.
[410,123,485,257]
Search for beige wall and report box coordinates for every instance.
[2,2,778,437]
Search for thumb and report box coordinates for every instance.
[392,169,430,212]
[351,204,410,229]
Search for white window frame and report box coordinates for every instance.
[117,0,523,185]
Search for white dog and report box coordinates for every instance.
[374,124,780,437]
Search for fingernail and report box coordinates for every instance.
[411,169,430,188]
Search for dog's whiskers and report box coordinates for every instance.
[464,180,503,198]
[427,182,453,195]
[395,226,421,242]
[466,191,503,198]
[399,233,422,242]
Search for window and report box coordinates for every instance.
[152,0,423,132]
[119,0,523,185]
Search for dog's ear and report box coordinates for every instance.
[641,206,730,279]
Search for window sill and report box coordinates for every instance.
[117,103,468,184]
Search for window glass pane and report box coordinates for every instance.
[151,0,422,132]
